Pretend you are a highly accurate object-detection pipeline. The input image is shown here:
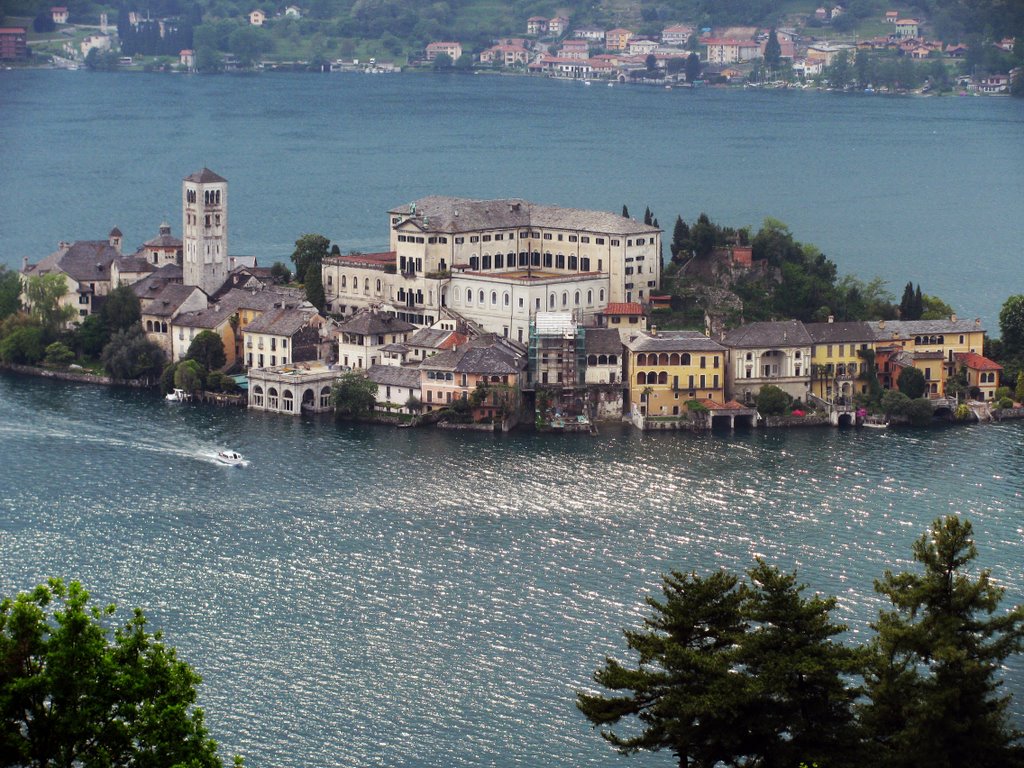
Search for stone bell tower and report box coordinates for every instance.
[182,168,228,296]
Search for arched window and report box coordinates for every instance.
[282,389,294,412]
[587,290,593,305]
[670,353,680,365]
[549,294,556,308]
[658,371,668,385]
[646,372,658,384]
[327,275,333,287]
[376,279,382,292]
[503,292,510,306]
[637,353,647,366]
[341,275,347,288]
[267,387,279,410]
[364,278,369,291]
[658,353,669,366]
[466,289,473,303]
[636,372,645,385]
[574,291,580,305]
[609,354,617,365]
[478,290,485,304]
[161,322,168,333]
[599,289,605,302]
[562,292,568,307]
[482,254,491,270]
[598,354,608,365]
[146,320,153,331]
[491,291,497,305]
[588,355,597,365]
[681,353,691,365]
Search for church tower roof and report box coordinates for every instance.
[185,167,227,183]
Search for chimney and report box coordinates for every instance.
[21,256,28,271]
[827,315,834,323]
[950,313,957,322]
[650,325,658,337]
[879,319,886,330]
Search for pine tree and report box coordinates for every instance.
[861,516,1024,768]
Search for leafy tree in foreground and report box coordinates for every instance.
[0,326,46,365]
[186,329,227,372]
[861,516,1024,768]
[330,371,377,417]
[73,313,110,358]
[0,579,232,768]
[175,358,206,393]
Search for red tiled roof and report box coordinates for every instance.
[603,302,646,315]
[955,352,1002,371]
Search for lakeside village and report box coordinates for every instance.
[0,4,1019,95]
[10,167,1022,435]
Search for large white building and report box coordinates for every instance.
[323,196,661,342]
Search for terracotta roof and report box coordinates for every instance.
[954,352,1002,371]
[184,167,226,183]
[602,302,646,316]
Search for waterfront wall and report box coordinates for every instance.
[0,363,153,388]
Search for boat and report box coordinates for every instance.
[861,418,889,429]
[216,450,245,466]
[165,388,189,402]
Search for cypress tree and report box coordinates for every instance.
[913,284,924,320]
[304,262,326,312]
[899,282,915,319]
[643,206,652,225]
[670,215,690,261]
[621,205,629,218]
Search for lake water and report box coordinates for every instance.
[1,72,1023,326]
[1,71,1024,767]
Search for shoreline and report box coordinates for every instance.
[7,362,1023,433]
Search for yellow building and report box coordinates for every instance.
[868,317,987,398]
[625,329,727,418]
[805,321,876,403]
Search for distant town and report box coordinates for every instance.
[9,167,1023,438]
[1,1,1020,95]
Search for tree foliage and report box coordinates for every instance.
[862,517,1024,768]
[0,326,46,365]
[763,27,781,69]
[756,383,791,415]
[23,273,75,336]
[897,366,927,399]
[0,267,21,322]
[291,233,331,284]
[101,324,166,380]
[73,314,110,358]
[578,562,860,767]
[0,578,229,768]
[998,295,1024,360]
[101,284,142,335]
[330,371,377,417]
[185,330,227,372]
[174,359,206,393]
[304,262,326,311]
[43,341,75,367]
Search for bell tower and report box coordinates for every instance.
[182,168,228,296]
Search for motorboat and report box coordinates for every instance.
[216,450,245,466]
[165,388,189,402]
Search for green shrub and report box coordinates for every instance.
[954,404,972,421]
[756,384,791,415]
[0,326,46,365]
[995,386,1012,401]
[998,396,1014,410]
[905,397,935,427]
[44,341,75,368]
[881,389,911,416]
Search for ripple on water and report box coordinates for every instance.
[1,376,1023,767]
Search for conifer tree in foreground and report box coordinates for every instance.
[861,516,1024,768]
